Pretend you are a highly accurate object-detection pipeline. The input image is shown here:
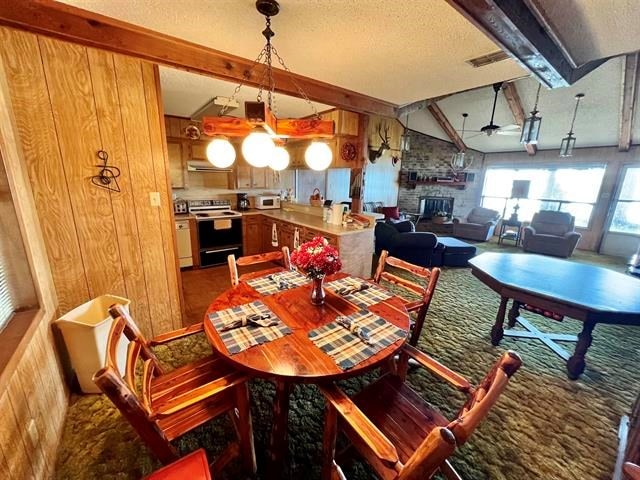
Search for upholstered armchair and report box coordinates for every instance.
[452,207,500,242]
[522,210,581,257]
[374,221,445,267]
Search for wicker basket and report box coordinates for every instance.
[431,216,448,224]
[309,188,323,206]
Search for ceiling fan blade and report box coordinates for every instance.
[499,124,521,131]
[496,130,522,136]
[466,133,486,139]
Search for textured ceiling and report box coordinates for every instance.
[408,57,640,152]
[532,0,640,65]
[159,67,332,118]
[59,0,526,104]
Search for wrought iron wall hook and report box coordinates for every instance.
[91,149,121,192]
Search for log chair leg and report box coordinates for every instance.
[235,383,257,474]
[322,402,339,480]
[507,300,520,328]
[267,380,292,479]
[566,321,595,380]
[491,296,508,346]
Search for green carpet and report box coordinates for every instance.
[54,243,640,480]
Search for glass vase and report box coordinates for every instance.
[310,276,326,306]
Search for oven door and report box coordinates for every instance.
[197,218,243,267]
[200,245,242,267]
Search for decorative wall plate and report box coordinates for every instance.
[341,141,357,162]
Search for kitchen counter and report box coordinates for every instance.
[240,209,375,236]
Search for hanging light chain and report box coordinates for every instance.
[567,94,584,135]
[532,83,542,113]
[219,46,268,116]
[271,45,320,120]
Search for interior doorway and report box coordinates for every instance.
[600,164,640,257]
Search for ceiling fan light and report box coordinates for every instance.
[242,130,275,168]
[559,134,576,157]
[520,114,542,145]
[206,137,236,168]
[269,146,290,171]
[305,141,332,170]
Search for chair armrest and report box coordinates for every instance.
[564,231,581,240]
[402,344,472,393]
[319,383,399,465]
[153,371,246,418]
[625,462,640,480]
[523,225,536,236]
[150,323,204,346]
[484,221,497,227]
[452,218,461,224]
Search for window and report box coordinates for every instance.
[0,257,13,331]
[480,165,606,228]
[609,166,640,235]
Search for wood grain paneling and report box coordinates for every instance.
[0,391,33,479]
[87,47,152,333]
[39,36,127,300]
[0,27,89,313]
[142,62,182,330]
[114,55,174,336]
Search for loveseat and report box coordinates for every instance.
[374,221,444,268]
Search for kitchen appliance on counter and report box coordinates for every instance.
[188,199,242,267]
[252,194,281,210]
[237,193,250,211]
[173,198,188,215]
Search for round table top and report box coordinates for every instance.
[203,269,410,382]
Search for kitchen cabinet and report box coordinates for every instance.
[167,140,185,188]
[234,159,275,189]
[190,140,209,160]
[242,215,263,256]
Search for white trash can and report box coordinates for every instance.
[55,295,131,393]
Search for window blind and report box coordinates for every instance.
[0,254,14,332]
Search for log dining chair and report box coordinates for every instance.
[227,246,291,287]
[625,462,640,480]
[93,304,256,475]
[373,250,441,345]
[319,345,522,480]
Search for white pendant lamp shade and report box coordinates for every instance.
[206,137,236,168]
[270,146,290,171]
[304,141,332,171]
[242,131,275,168]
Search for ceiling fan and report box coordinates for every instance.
[464,82,522,139]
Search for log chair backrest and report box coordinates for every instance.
[449,351,522,445]
[373,250,441,344]
[228,246,291,287]
[398,427,457,480]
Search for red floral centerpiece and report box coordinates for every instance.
[291,236,342,305]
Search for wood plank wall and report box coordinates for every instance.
[0,35,68,478]
[0,27,182,338]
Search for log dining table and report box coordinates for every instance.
[203,268,410,479]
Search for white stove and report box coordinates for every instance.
[188,199,242,221]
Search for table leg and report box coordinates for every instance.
[268,380,292,479]
[566,321,595,380]
[491,296,508,346]
[507,300,520,328]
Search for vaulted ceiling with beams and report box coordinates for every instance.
[408,56,640,152]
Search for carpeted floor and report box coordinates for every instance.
[54,242,640,480]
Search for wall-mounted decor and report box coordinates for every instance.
[91,150,121,192]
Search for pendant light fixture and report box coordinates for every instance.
[400,114,411,153]
[270,145,290,171]
[206,136,236,168]
[520,83,543,145]
[451,113,470,171]
[206,0,334,171]
[559,93,585,157]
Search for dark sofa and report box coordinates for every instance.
[374,221,444,268]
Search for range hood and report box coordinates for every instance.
[187,160,233,173]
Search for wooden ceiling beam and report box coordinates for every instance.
[427,103,467,152]
[0,0,398,117]
[445,0,607,88]
[619,52,639,152]
[502,82,536,155]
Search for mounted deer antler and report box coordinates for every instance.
[369,123,391,163]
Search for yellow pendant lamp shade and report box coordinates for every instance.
[242,131,275,168]
[270,146,290,171]
[304,141,332,171]
[206,137,236,168]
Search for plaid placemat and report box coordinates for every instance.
[308,310,406,370]
[325,277,393,308]
[208,301,291,354]
[246,270,310,296]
